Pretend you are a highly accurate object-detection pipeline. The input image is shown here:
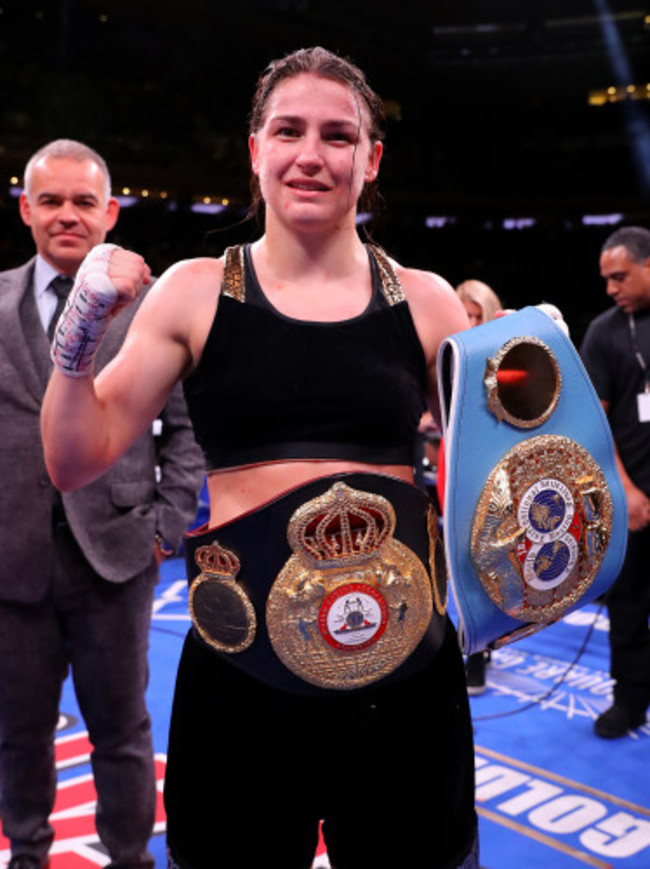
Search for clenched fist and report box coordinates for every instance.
[51,243,151,377]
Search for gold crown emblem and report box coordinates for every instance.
[287,482,395,567]
[194,541,240,578]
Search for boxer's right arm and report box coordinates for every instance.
[51,243,149,376]
[42,244,181,491]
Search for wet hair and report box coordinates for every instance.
[602,226,650,263]
[23,139,112,203]
[456,279,503,324]
[248,46,386,219]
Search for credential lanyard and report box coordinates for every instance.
[628,314,650,394]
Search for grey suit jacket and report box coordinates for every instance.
[0,258,205,602]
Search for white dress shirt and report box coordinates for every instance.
[33,255,71,333]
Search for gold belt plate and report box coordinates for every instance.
[266,482,433,690]
[189,541,257,654]
[471,435,613,625]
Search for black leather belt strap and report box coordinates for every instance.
[184,472,447,696]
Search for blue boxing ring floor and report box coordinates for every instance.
[1,556,648,868]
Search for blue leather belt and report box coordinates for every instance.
[438,306,627,653]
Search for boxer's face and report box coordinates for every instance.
[249,72,382,234]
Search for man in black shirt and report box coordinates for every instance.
[580,226,650,738]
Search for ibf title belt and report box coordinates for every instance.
[184,473,447,694]
[438,307,627,654]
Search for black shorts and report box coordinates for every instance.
[164,623,477,869]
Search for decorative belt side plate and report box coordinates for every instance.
[471,434,613,627]
[189,542,257,653]
[266,482,433,690]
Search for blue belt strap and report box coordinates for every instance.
[438,306,627,653]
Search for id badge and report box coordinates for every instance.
[637,391,650,423]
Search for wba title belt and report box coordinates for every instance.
[184,473,447,695]
[438,306,627,654]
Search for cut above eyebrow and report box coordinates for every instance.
[271,114,360,129]
[323,120,361,133]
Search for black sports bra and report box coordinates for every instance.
[183,244,427,471]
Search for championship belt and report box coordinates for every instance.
[184,473,446,695]
[438,306,627,654]
[267,481,435,690]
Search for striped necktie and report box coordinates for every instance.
[47,274,74,340]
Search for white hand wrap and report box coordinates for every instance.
[536,302,570,338]
[50,243,121,377]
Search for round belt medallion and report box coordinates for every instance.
[319,582,389,652]
[266,482,433,690]
[189,541,256,653]
[471,435,613,624]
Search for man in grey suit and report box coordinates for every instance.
[0,139,204,868]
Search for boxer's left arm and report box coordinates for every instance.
[397,265,470,427]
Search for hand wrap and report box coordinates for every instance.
[50,243,121,377]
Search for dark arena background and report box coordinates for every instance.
[1,2,649,867]
[2,0,650,344]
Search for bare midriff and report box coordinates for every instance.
[205,459,414,527]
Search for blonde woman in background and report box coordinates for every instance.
[456,279,503,327]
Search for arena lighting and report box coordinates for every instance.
[5,180,175,207]
[190,203,227,215]
[432,21,525,38]
[588,82,650,105]
[116,188,171,206]
[594,0,650,191]
[581,213,624,225]
[502,218,536,230]
[425,216,451,228]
